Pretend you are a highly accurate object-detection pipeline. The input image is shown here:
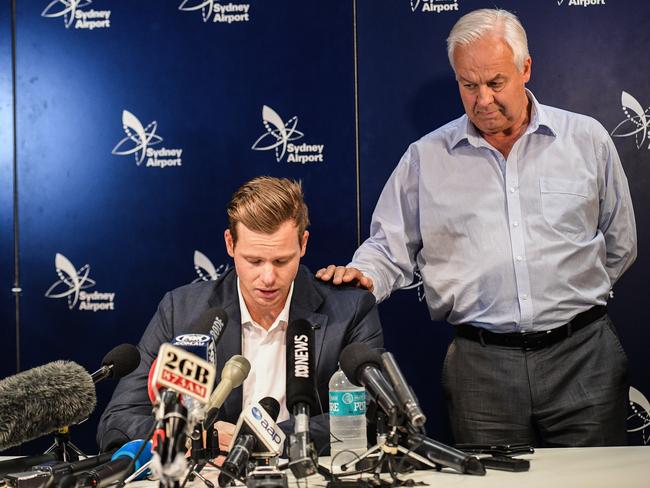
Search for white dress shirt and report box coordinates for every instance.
[238,279,293,423]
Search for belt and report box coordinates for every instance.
[454,305,607,351]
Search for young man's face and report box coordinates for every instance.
[225,220,308,320]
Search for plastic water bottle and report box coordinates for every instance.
[329,366,367,468]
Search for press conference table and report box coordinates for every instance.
[4,447,647,488]
[131,446,649,488]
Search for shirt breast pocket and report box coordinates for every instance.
[539,177,591,241]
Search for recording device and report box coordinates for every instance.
[217,397,285,487]
[0,454,59,477]
[380,352,426,429]
[339,343,402,426]
[58,440,152,488]
[0,361,96,452]
[1,452,115,488]
[203,355,251,429]
[406,433,485,476]
[90,343,140,383]
[479,456,530,472]
[455,443,534,456]
[245,466,288,488]
[285,319,318,478]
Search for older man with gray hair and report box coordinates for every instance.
[317,8,636,447]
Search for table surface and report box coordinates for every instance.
[5,446,648,488]
[175,446,650,488]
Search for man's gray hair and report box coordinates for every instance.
[447,8,529,73]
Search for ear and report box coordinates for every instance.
[224,229,235,258]
[521,56,532,83]
[300,230,309,257]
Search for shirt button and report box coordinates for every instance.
[509,187,516,193]
[521,294,529,300]
[513,221,519,227]
[516,255,523,261]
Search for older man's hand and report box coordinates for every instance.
[315,265,374,292]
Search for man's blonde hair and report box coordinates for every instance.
[227,176,309,245]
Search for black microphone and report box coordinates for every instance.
[0,361,96,452]
[91,344,141,383]
[217,397,282,487]
[380,351,427,429]
[339,343,402,426]
[285,319,318,478]
[59,440,153,488]
[24,451,115,486]
[406,433,485,476]
[0,453,59,476]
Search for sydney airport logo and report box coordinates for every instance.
[628,386,650,445]
[178,0,251,24]
[41,0,111,30]
[192,250,230,282]
[112,110,183,168]
[556,0,606,6]
[251,105,325,164]
[410,0,459,13]
[45,253,115,311]
[611,91,650,150]
[401,269,426,303]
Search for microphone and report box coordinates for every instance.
[339,343,402,426]
[173,307,229,365]
[406,433,485,476]
[203,355,251,429]
[149,344,216,466]
[218,397,284,487]
[380,352,426,429]
[61,440,153,488]
[0,453,59,476]
[91,343,141,383]
[0,361,96,452]
[285,319,318,478]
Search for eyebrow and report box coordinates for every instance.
[458,74,506,84]
[242,252,296,261]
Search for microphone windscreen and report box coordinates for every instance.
[190,307,229,344]
[101,343,140,379]
[285,319,317,411]
[340,342,382,387]
[111,439,153,479]
[258,396,281,421]
[0,360,96,451]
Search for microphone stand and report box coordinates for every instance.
[44,426,86,462]
[339,412,438,484]
[181,423,222,488]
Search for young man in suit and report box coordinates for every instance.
[97,176,383,453]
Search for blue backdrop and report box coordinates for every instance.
[1,0,648,453]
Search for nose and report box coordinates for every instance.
[260,264,276,287]
[476,85,493,109]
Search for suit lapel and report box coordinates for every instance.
[289,266,328,371]
[208,269,243,422]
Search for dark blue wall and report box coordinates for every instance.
[1,0,648,452]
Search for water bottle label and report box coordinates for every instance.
[329,391,366,416]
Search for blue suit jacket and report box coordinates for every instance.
[97,265,383,452]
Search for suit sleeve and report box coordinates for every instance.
[96,292,176,452]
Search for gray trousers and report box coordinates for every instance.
[442,315,629,447]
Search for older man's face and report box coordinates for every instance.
[453,36,531,136]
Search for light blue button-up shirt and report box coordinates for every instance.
[351,91,637,332]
